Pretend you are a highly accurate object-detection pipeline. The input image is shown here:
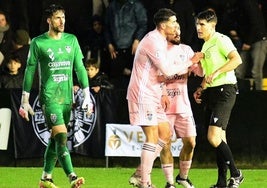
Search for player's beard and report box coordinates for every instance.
[52,24,64,34]
[170,37,180,45]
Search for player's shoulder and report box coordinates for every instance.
[146,30,162,40]
[31,32,48,42]
[215,32,231,41]
[144,30,166,46]
[214,32,233,47]
[62,32,78,40]
[62,32,75,37]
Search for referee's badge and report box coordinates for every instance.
[205,51,211,59]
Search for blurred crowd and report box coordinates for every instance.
[0,0,267,90]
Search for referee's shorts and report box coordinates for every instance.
[202,84,238,130]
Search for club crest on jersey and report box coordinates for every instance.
[65,46,71,53]
[50,114,57,124]
[146,111,153,121]
[155,50,160,59]
[179,54,186,62]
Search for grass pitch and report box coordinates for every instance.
[0,167,266,188]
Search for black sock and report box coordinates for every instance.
[216,149,228,186]
[216,141,239,177]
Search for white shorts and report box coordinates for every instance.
[167,113,196,138]
[128,101,168,126]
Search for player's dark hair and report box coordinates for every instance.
[44,4,65,19]
[196,9,217,23]
[153,8,176,26]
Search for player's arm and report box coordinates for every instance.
[193,78,206,104]
[75,63,94,116]
[73,37,93,116]
[147,40,195,77]
[189,52,204,77]
[205,37,241,85]
[157,57,193,77]
[19,41,38,121]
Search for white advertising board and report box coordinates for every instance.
[105,123,183,157]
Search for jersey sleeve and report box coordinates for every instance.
[145,37,193,77]
[23,39,38,92]
[218,35,237,57]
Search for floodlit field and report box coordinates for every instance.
[0,167,266,188]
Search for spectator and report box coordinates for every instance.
[0,0,31,33]
[0,53,24,89]
[84,58,114,95]
[93,0,109,17]
[104,0,147,89]
[0,10,14,73]
[12,29,30,72]
[83,15,110,75]
[234,0,267,90]
[12,29,40,89]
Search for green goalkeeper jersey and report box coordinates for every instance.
[23,32,89,105]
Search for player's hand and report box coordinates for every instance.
[205,69,220,85]
[82,87,94,116]
[73,85,80,94]
[191,52,204,64]
[19,91,34,121]
[157,75,166,82]
[161,95,170,111]
[193,87,203,104]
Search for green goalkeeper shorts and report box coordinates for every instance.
[42,103,72,129]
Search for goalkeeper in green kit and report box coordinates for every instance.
[18,4,92,188]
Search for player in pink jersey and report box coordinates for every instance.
[127,8,202,188]
[159,26,203,188]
